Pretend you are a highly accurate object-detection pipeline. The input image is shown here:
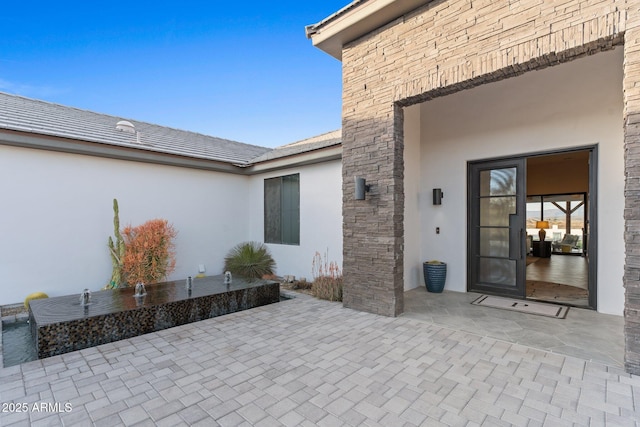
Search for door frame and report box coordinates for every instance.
[466,145,598,309]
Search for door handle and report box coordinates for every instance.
[520,228,524,260]
[508,214,522,260]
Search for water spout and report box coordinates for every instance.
[79,289,91,306]
[186,276,193,297]
[134,282,146,297]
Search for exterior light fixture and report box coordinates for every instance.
[355,177,370,200]
[433,188,444,205]
[535,220,550,241]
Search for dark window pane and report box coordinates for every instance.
[264,178,282,243]
[264,174,300,245]
[281,175,300,245]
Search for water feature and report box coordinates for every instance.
[134,282,146,297]
[79,288,91,306]
[2,289,293,367]
[28,275,279,359]
[2,321,36,367]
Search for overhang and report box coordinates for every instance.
[244,145,342,174]
[305,0,432,60]
[0,128,342,176]
[0,129,244,174]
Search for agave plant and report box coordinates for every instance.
[223,242,276,279]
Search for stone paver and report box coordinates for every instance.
[1,293,640,426]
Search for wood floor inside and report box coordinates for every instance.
[526,255,590,308]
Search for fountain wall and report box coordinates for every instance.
[28,276,279,358]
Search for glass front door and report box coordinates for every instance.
[468,158,526,297]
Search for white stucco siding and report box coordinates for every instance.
[404,105,422,292]
[0,145,250,305]
[404,47,624,315]
[248,160,343,281]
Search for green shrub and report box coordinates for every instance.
[224,242,276,279]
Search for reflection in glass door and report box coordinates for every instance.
[468,158,526,297]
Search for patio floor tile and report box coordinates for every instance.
[1,291,639,425]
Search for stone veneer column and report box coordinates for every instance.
[624,14,640,375]
[341,104,405,317]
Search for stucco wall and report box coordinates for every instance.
[248,161,343,281]
[403,105,422,292]
[404,48,624,314]
[0,145,251,306]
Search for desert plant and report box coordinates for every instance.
[223,242,276,279]
[311,250,343,302]
[311,276,343,301]
[106,199,126,289]
[121,219,177,286]
[292,278,312,290]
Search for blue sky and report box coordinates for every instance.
[0,2,347,147]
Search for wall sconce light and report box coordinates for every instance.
[433,188,444,205]
[355,177,370,200]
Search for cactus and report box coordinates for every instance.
[106,199,126,289]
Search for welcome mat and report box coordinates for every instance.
[471,295,569,319]
[526,280,588,303]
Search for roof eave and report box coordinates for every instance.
[0,129,246,174]
[306,0,433,60]
[0,129,343,175]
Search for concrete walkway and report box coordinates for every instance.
[1,292,639,426]
[403,288,625,367]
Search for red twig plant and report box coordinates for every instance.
[121,219,177,286]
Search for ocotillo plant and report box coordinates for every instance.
[106,199,126,289]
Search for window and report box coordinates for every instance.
[264,174,300,245]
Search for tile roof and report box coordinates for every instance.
[0,92,272,165]
[248,129,341,164]
[305,0,368,37]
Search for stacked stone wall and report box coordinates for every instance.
[624,2,640,373]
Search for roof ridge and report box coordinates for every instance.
[0,91,272,152]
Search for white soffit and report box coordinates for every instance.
[306,0,432,60]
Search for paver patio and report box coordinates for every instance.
[1,292,639,426]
